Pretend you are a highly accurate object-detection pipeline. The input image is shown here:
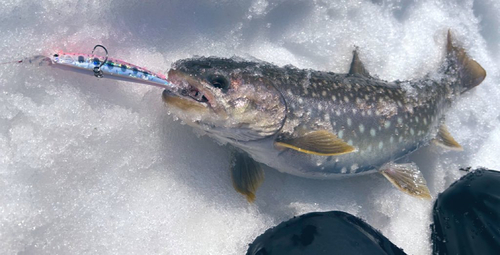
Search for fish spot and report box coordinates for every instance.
[322,90,327,97]
[384,121,391,129]
[347,139,353,146]
[390,136,394,143]
[359,124,365,133]
[298,98,303,104]
[344,96,349,103]
[331,95,336,101]
[378,141,384,149]
[410,128,415,135]
[399,136,403,143]
[415,117,419,123]
[338,130,344,139]
[367,144,372,151]
[341,167,347,173]
[347,118,352,127]
[352,109,357,115]
[397,117,403,124]
[367,110,372,116]
[370,128,376,137]
[350,164,359,173]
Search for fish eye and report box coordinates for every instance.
[207,75,229,92]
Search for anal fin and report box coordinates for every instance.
[432,124,463,151]
[380,162,431,199]
[230,151,264,202]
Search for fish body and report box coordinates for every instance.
[163,32,486,200]
[229,68,448,179]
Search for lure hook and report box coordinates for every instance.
[91,45,108,78]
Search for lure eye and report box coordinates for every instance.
[53,54,59,57]
[207,75,229,92]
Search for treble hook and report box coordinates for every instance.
[91,45,108,78]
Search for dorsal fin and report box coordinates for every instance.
[446,30,486,93]
[349,48,370,77]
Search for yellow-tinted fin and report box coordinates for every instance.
[230,151,264,203]
[380,162,431,199]
[348,48,370,77]
[432,124,463,151]
[446,30,486,92]
[274,130,356,156]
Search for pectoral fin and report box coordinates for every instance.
[274,130,356,156]
[349,48,371,77]
[380,162,431,199]
[230,151,264,202]
[432,124,463,151]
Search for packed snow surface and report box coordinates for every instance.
[1,0,499,254]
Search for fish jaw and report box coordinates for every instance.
[161,89,210,114]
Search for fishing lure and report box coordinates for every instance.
[11,45,176,90]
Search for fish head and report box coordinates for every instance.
[164,57,287,141]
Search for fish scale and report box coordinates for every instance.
[265,67,439,174]
[162,31,486,200]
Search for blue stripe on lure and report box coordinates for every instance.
[15,45,176,90]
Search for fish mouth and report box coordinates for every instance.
[163,69,214,110]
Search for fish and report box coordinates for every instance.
[162,31,486,201]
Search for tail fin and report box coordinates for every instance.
[445,30,486,93]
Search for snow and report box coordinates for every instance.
[1,0,499,254]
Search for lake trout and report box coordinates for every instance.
[162,31,486,201]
